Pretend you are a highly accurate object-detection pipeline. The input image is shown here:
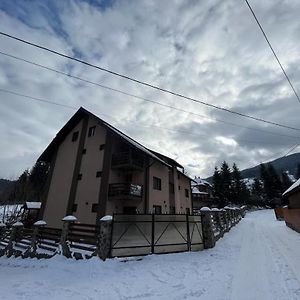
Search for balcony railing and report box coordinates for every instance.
[111,151,144,170]
[108,183,143,200]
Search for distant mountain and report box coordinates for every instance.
[205,152,300,183]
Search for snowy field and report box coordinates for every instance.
[1,210,300,300]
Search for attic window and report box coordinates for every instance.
[72,131,79,142]
[88,126,96,137]
[96,171,102,178]
[99,144,105,151]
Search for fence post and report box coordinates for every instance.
[96,215,113,261]
[200,207,215,249]
[151,213,155,254]
[0,222,6,240]
[60,215,77,258]
[24,220,47,258]
[212,208,224,237]
[186,214,191,251]
[0,223,7,257]
[6,222,23,257]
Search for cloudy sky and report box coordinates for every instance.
[0,0,300,179]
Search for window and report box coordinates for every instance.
[88,126,96,137]
[72,131,79,142]
[186,208,190,215]
[82,149,86,154]
[92,203,99,213]
[153,176,162,190]
[99,144,105,151]
[77,174,82,180]
[96,171,102,178]
[178,174,180,180]
[153,205,162,214]
[170,206,175,214]
[72,204,78,212]
[178,185,181,190]
[169,183,174,194]
[185,189,189,198]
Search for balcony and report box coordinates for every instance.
[108,183,143,201]
[111,151,144,171]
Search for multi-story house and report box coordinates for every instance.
[38,107,193,228]
[191,177,213,211]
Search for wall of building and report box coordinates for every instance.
[43,120,83,228]
[73,117,107,224]
[177,172,192,214]
[288,192,300,209]
[148,161,170,213]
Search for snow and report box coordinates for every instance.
[25,202,41,209]
[100,215,113,221]
[283,178,300,196]
[200,207,211,211]
[33,220,47,226]
[12,221,23,227]
[192,177,212,187]
[62,215,77,222]
[1,210,300,300]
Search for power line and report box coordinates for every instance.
[283,142,300,157]
[1,50,299,140]
[244,0,300,104]
[0,87,294,146]
[1,31,300,131]
[0,88,76,109]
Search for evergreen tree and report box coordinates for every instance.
[212,167,224,207]
[220,161,232,205]
[260,163,283,207]
[231,163,250,205]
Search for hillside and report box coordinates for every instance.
[240,153,300,179]
[206,152,300,182]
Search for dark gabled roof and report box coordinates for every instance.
[38,107,178,169]
[147,149,183,169]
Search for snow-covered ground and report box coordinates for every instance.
[1,210,300,300]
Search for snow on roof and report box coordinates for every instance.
[287,173,296,183]
[193,177,212,187]
[25,202,41,209]
[192,186,201,194]
[283,178,300,196]
[105,124,171,168]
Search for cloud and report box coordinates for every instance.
[0,0,300,179]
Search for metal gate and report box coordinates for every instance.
[110,214,203,257]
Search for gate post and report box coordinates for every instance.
[200,207,215,249]
[186,214,191,251]
[151,213,155,254]
[96,215,113,261]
